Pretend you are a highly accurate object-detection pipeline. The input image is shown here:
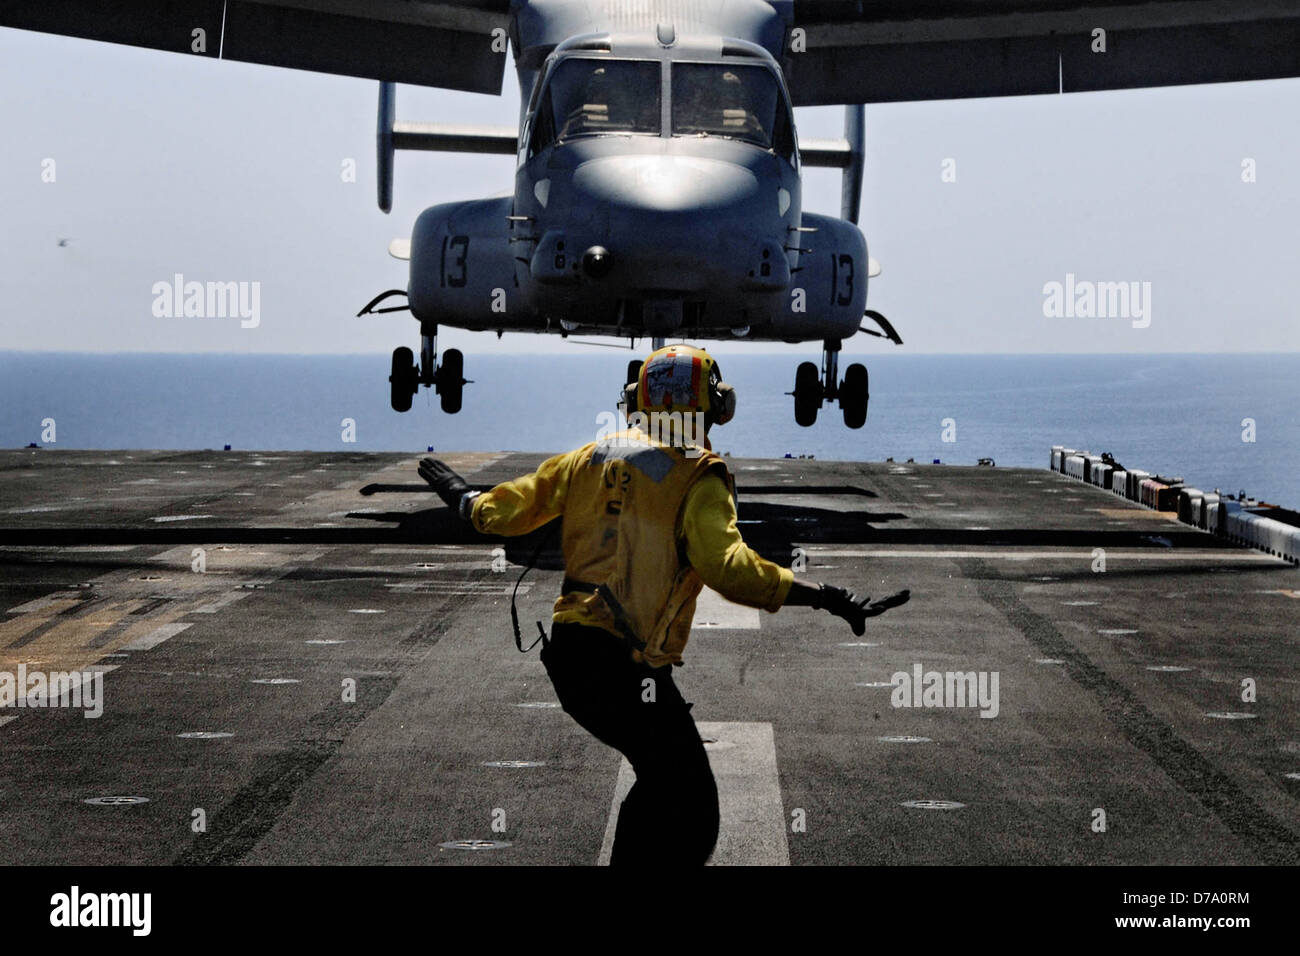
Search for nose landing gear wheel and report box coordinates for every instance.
[389,347,418,412]
[792,361,822,427]
[840,363,869,429]
[436,348,465,414]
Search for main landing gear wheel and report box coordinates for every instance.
[790,340,870,428]
[390,329,470,415]
[793,361,822,427]
[840,363,869,429]
[436,348,465,414]
[389,347,417,413]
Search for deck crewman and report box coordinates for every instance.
[419,344,908,865]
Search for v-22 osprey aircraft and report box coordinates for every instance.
[11,0,1292,427]
[358,0,898,428]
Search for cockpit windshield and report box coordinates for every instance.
[671,63,787,152]
[526,56,795,161]
[530,58,661,152]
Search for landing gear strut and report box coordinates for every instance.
[790,339,869,428]
[389,323,469,414]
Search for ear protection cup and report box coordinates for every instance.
[621,381,639,415]
[711,382,736,426]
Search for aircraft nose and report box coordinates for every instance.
[543,154,785,293]
[573,155,760,214]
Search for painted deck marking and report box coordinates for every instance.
[801,548,1275,562]
[597,721,788,866]
[691,588,760,630]
[120,622,192,652]
[194,591,252,614]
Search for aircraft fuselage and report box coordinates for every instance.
[407,35,868,344]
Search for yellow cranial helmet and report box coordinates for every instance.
[624,344,736,426]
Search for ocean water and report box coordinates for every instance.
[2,351,1298,506]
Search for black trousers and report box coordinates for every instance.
[540,621,719,866]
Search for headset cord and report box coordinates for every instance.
[510,520,559,653]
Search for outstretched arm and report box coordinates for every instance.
[682,473,908,633]
[783,580,910,636]
[419,451,579,536]
[682,473,793,612]
[418,458,480,519]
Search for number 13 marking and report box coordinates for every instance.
[441,235,469,288]
[829,253,854,306]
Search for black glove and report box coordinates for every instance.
[418,458,472,512]
[816,585,910,635]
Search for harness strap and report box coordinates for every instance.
[559,578,647,656]
[595,583,648,655]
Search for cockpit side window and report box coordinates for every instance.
[771,94,796,163]
[528,57,661,156]
[671,63,787,155]
[528,86,558,157]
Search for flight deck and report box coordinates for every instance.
[0,448,1297,865]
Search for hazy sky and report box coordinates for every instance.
[2,25,1298,358]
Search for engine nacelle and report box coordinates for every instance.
[409,197,541,331]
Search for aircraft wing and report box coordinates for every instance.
[788,0,1300,105]
[0,0,511,94]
